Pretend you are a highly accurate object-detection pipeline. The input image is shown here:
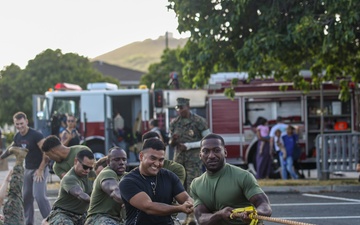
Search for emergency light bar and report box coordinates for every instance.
[54,83,82,91]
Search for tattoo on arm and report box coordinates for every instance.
[69,185,90,203]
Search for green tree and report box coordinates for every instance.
[0,49,119,125]
[0,64,23,125]
[168,0,360,99]
[141,48,192,89]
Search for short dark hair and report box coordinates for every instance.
[276,116,283,122]
[13,112,27,120]
[77,150,94,161]
[149,119,158,127]
[142,138,165,151]
[201,133,225,147]
[42,135,61,152]
[67,115,77,120]
[142,131,161,142]
[108,146,125,155]
[254,116,267,127]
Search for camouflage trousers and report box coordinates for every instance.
[172,216,182,225]
[85,214,125,225]
[3,165,24,225]
[47,208,86,225]
[174,148,203,191]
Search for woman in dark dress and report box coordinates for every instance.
[254,117,272,179]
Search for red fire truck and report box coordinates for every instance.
[158,72,359,174]
[33,73,359,173]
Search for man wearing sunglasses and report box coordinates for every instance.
[42,135,93,179]
[169,97,211,225]
[46,150,96,225]
[85,147,127,225]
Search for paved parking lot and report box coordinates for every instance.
[267,192,360,225]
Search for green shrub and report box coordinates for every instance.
[3,132,15,147]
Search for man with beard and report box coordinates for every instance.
[190,133,272,225]
[120,138,194,225]
[169,98,210,225]
[85,147,127,225]
[42,135,93,179]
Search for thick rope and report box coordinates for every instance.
[231,206,316,225]
[251,214,316,225]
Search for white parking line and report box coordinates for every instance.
[47,196,57,200]
[280,216,360,220]
[271,202,360,206]
[302,193,360,202]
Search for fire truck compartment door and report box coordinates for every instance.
[246,102,276,124]
[32,94,51,137]
[104,94,113,153]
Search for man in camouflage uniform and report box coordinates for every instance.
[46,150,96,225]
[85,147,127,225]
[169,97,211,225]
[0,147,28,225]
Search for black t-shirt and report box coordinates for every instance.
[64,129,80,146]
[14,128,43,169]
[120,168,184,225]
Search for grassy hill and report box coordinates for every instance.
[92,34,188,72]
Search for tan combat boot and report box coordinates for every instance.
[0,145,13,159]
[182,213,196,225]
[9,147,28,166]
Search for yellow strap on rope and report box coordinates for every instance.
[230,206,258,225]
[231,206,316,225]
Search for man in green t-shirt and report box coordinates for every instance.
[46,150,96,225]
[190,133,272,225]
[85,147,127,225]
[42,135,92,179]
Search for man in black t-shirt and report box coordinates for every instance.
[1,112,51,225]
[120,138,194,225]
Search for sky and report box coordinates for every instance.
[0,0,189,69]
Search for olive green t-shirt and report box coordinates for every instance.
[53,167,96,214]
[53,145,92,179]
[87,167,127,218]
[163,160,186,185]
[190,164,264,225]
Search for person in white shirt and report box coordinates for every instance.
[269,116,288,177]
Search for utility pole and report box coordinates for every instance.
[165,31,169,49]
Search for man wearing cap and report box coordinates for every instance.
[169,97,211,225]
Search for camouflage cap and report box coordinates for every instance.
[176,97,190,106]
